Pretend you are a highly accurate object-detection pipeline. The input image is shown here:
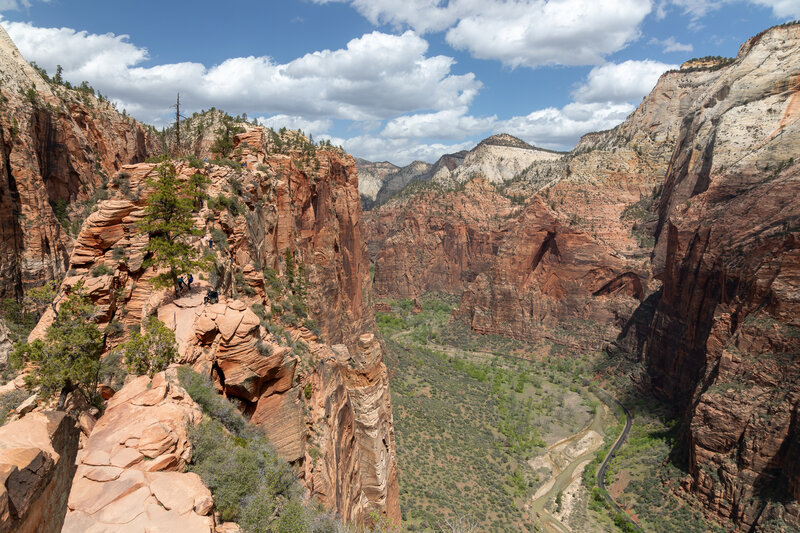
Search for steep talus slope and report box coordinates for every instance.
[29,127,399,526]
[0,25,160,301]
[638,23,800,529]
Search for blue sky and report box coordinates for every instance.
[0,0,796,165]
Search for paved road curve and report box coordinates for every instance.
[593,387,643,532]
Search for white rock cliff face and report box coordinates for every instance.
[432,138,562,187]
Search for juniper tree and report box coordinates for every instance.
[10,281,103,409]
[120,316,177,376]
[140,161,210,293]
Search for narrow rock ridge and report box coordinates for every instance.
[29,126,399,526]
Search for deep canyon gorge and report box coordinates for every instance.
[0,17,797,533]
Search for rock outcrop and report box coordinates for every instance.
[456,196,644,343]
[0,24,160,301]
[62,371,215,532]
[430,134,561,188]
[638,23,800,529]
[0,411,79,533]
[32,125,399,525]
[355,158,398,208]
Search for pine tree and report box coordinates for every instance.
[140,161,211,293]
[10,281,103,409]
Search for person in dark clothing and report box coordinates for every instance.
[187,274,194,290]
[177,276,185,291]
[204,289,219,305]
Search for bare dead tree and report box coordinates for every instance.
[171,92,185,157]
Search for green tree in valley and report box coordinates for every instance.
[120,316,177,376]
[140,161,210,293]
[9,282,103,409]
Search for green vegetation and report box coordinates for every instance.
[380,293,596,531]
[0,389,28,425]
[139,161,211,293]
[177,368,343,532]
[118,317,177,376]
[210,114,246,158]
[0,299,38,345]
[9,282,103,409]
[91,264,114,277]
[261,252,311,332]
[592,350,728,533]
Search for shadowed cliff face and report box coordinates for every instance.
[365,21,800,529]
[641,24,800,529]
[29,127,399,526]
[0,25,160,301]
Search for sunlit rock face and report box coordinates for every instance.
[30,126,399,526]
[0,24,159,301]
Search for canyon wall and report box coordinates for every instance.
[0,25,160,300]
[641,23,800,529]
[31,127,399,526]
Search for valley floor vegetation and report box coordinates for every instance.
[378,293,724,533]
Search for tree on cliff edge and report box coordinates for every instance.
[10,282,102,410]
[140,161,210,294]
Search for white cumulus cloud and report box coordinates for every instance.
[381,107,495,139]
[669,0,799,19]
[324,133,474,166]
[495,102,635,150]
[314,0,653,68]
[2,20,480,126]
[572,60,677,104]
[257,115,334,137]
[649,36,694,53]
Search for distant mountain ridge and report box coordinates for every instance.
[357,133,561,209]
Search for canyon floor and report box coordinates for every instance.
[378,293,726,532]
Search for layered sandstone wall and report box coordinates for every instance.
[0,25,160,301]
[32,127,399,525]
[641,23,800,529]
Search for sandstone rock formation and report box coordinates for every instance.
[430,134,562,188]
[0,411,79,533]
[31,125,399,525]
[62,371,215,532]
[0,25,160,301]
[457,196,644,342]
[637,23,800,529]
[355,158,399,208]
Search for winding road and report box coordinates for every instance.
[390,329,642,531]
[593,387,642,532]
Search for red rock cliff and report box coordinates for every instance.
[32,127,399,526]
[0,25,160,301]
[642,23,800,529]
